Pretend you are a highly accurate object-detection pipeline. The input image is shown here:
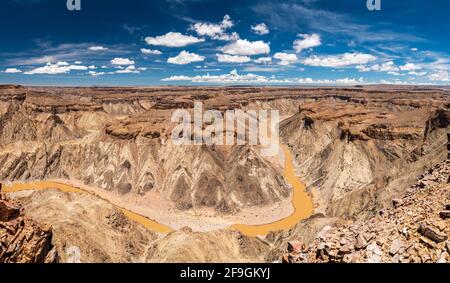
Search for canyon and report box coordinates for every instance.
[0,84,448,263]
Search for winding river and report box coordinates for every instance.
[2,145,313,237]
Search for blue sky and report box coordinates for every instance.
[0,0,449,86]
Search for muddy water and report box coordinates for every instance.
[3,181,172,234]
[3,145,313,237]
[230,145,314,236]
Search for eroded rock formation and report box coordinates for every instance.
[282,160,450,263]
[0,184,58,263]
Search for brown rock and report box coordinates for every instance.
[287,241,305,253]
[445,241,450,254]
[391,254,400,263]
[338,244,353,255]
[418,224,448,243]
[392,199,403,208]
[281,254,290,263]
[0,200,20,222]
[0,197,58,263]
[437,252,447,263]
[419,236,436,249]
[355,234,368,250]
[389,239,405,255]
[439,210,450,219]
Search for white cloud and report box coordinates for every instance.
[220,39,270,56]
[408,71,427,76]
[167,51,205,65]
[111,58,135,66]
[243,66,279,72]
[399,63,421,71]
[216,54,251,63]
[141,48,162,55]
[88,71,105,77]
[428,71,449,81]
[254,57,272,64]
[302,53,376,68]
[378,79,410,85]
[190,15,238,41]
[162,69,364,85]
[162,69,269,83]
[24,61,89,75]
[3,68,22,73]
[358,62,423,74]
[357,61,399,72]
[293,34,321,53]
[251,23,269,35]
[411,48,418,52]
[88,46,109,51]
[296,77,364,85]
[115,65,140,74]
[274,52,297,65]
[74,61,82,64]
[145,32,205,47]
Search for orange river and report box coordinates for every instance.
[2,145,313,237]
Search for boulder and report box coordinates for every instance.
[418,224,447,243]
[389,239,405,255]
[355,234,368,250]
[287,241,305,253]
[0,201,20,222]
[439,210,450,219]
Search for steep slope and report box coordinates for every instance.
[147,227,269,263]
[0,187,58,263]
[280,101,449,220]
[9,189,158,263]
[282,160,449,263]
[0,86,290,218]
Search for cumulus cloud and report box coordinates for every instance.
[357,61,399,72]
[216,54,251,63]
[24,61,89,75]
[111,58,135,66]
[302,53,376,68]
[162,69,269,83]
[251,23,269,35]
[88,46,109,51]
[167,51,205,65]
[141,48,162,55]
[399,63,421,71]
[145,32,205,47]
[428,71,449,81]
[254,57,272,64]
[191,15,238,41]
[220,39,270,56]
[358,62,423,75]
[293,34,321,53]
[115,65,140,74]
[161,69,364,85]
[274,52,297,65]
[3,68,22,73]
